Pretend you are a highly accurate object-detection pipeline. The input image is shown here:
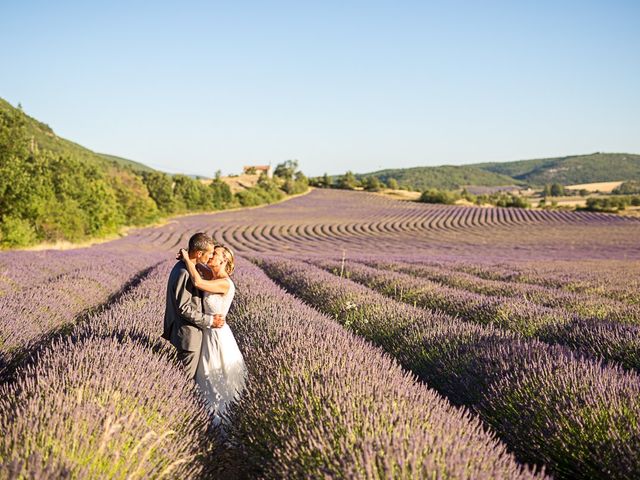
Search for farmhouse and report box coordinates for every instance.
[243,165,273,178]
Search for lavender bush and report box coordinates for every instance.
[0,335,211,479]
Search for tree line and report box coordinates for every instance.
[310,171,401,192]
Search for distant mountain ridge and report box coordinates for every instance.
[358,165,520,191]
[473,153,640,186]
[356,153,640,190]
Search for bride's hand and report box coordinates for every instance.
[176,248,189,261]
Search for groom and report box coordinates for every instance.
[163,232,224,378]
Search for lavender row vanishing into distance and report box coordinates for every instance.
[356,258,640,324]
[256,256,640,480]
[449,259,640,305]
[0,250,160,380]
[309,258,640,372]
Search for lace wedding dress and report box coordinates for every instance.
[195,278,247,420]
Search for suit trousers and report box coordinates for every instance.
[177,349,199,379]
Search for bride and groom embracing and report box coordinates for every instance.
[162,232,247,424]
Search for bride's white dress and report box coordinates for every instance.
[195,278,247,419]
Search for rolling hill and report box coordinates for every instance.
[473,153,640,186]
[355,153,640,190]
[355,165,520,191]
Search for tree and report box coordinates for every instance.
[419,189,459,204]
[363,176,383,192]
[109,169,159,226]
[274,160,299,180]
[613,181,640,195]
[209,178,233,208]
[142,171,176,214]
[550,183,565,197]
[0,106,34,222]
[337,171,358,190]
[173,175,204,211]
[387,178,399,190]
[322,173,332,188]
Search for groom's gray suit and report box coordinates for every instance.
[163,261,214,378]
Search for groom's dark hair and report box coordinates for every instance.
[188,232,214,253]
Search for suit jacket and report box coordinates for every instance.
[163,261,210,353]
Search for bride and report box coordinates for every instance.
[179,245,247,423]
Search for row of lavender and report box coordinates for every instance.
[0,257,541,479]
[0,250,161,380]
[444,259,640,305]
[256,256,640,479]
[0,244,159,295]
[357,258,640,321]
[0,250,101,296]
[309,258,640,372]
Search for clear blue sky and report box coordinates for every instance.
[1,1,639,177]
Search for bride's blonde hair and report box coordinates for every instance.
[216,245,235,275]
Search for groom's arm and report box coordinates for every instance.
[175,270,214,329]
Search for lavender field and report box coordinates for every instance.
[1,189,640,479]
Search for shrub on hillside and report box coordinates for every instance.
[475,192,530,208]
[582,196,640,212]
[419,189,460,204]
[362,175,385,191]
[141,171,177,214]
[109,168,160,226]
[0,216,37,248]
[236,174,285,207]
[336,171,359,190]
[613,181,640,195]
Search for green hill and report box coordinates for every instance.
[473,153,640,186]
[357,165,521,191]
[97,153,157,173]
[354,153,640,191]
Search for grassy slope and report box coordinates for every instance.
[96,153,156,173]
[0,98,156,173]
